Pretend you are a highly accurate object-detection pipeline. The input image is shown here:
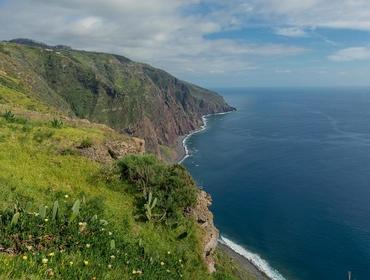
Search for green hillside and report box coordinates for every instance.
[0,39,234,160]
[0,70,251,279]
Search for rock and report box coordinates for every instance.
[190,190,219,273]
[78,138,145,163]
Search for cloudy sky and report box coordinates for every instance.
[1,0,370,87]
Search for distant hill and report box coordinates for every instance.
[0,39,234,159]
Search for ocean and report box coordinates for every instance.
[181,88,370,280]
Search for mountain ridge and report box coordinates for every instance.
[0,39,235,160]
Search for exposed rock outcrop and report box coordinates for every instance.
[78,138,145,163]
[189,190,219,273]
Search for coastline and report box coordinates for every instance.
[177,112,229,164]
[176,111,284,280]
[217,242,270,280]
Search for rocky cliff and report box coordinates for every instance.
[0,39,235,159]
[187,190,219,272]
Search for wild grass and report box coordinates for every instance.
[0,90,241,279]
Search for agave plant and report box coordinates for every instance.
[10,212,20,226]
[52,201,59,221]
[144,192,157,221]
[3,110,15,122]
[69,199,80,222]
[50,118,63,128]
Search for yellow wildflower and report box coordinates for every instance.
[22,256,28,260]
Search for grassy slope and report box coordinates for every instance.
[0,41,234,158]
[0,75,250,279]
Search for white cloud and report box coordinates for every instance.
[1,0,369,86]
[275,69,292,73]
[0,0,306,79]
[275,27,306,37]
[329,47,370,62]
[249,0,370,31]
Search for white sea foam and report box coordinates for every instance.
[178,111,231,164]
[178,111,286,280]
[220,236,286,280]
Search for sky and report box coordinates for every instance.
[0,0,370,87]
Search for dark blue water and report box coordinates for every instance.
[182,88,370,280]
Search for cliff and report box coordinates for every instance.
[188,190,219,273]
[0,65,246,279]
[0,39,235,160]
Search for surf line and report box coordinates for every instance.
[178,111,231,164]
[178,111,286,280]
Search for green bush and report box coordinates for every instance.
[117,155,197,222]
[50,118,63,128]
[2,110,28,124]
[3,110,15,122]
[79,138,93,149]
[33,129,54,143]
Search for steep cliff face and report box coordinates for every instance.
[187,190,219,273]
[0,39,235,158]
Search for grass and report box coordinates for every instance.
[0,105,243,279]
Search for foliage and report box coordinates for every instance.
[50,118,63,129]
[0,198,193,279]
[0,41,233,156]
[33,128,54,143]
[117,154,197,222]
[0,76,241,279]
[144,192,158,221]
[3,110,15,122]
[79,138,93,149]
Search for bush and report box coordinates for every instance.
[117,155,197,222]
[33,129,54,143]
[79,138,93,149]
[2,110,28,124]
[50,118,63,128]
[3,110,15,122]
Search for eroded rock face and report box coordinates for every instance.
[78,138,145,163]
[190,190,219,273]
[0,41,235,158]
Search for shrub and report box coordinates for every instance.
[117,155,197,222]
[33,129,54,143]
[50,118,63,128]
[3,110,15,122]
[60,148,77,156]
[2,111,27,124]
[79,138,93,149]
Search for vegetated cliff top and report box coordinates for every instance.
[0,70,249,279]
[0,39,235,160]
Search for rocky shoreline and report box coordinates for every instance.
[217,243,271,280]
[176,112,273,280]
